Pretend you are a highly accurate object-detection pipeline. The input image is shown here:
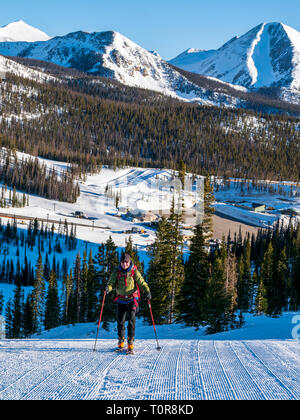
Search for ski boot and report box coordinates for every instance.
[116,337,125,352]
[126,337,135,355]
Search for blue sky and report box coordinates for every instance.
[1,0,300,59]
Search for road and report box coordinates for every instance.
[0,212,111,230]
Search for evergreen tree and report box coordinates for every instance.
[272,248,289,316]
[202,175,215,242]
[73,253,82,323]
[95,237,118,328]
[167,198,185,324]
[146,217,174,324]
[223,249,239,328]
[177,224,209,327]
[31,253,45,334]
[260,242,275,316]
[12,281,24,338]
[86,249,99,322]
[178,160,186,190]
[204,256,231,334]
[125,236,144,274]
[23,293,35,337]
[80,250,89,322]
[5,298,13,339]
[44,269,60,330]
[0,291,4,315]
[290,225,300,310]
[255,276,268,315]
[237,237,252,312]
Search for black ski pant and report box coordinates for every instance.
[117,301,137,340]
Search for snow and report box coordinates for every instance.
[0,155,299,400]
[247,23,265,86]
[0,28,247,109]
[0,20,50,42]
[0,314,299,400]
[282,23,300,90]
[0,55,56,84]
[213,177,300,228]
[0,154,298,275]
[169,21,300,96]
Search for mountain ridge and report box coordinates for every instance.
[1,20,300,108]
[0,27,250,107]
[169,22,300,92]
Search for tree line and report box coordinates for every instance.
[0,149,80,203]
[1,180,299,337]
[1,73,300,181]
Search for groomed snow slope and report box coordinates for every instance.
[0,315,299,400]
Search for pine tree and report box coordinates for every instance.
[167,198,185,324]
[44,269,60,330]
[86,249,99,322]
[272,248,289,316]
[260,242,275,316]
[202,175,215,242]
[290,225,300,310]
[80,250,89,322]
[204,256,231,334]
[73,253,82,323]
[224,250,239,328]
[177,224,209,327]
[255,276,268,315]
[0,291,4,315]
[146,217,174,324]
[237,238,252,312]
[31,253,45,334]
[5,298,13,339]
[125,236,144,274]
[102,236,119,327]
[178,160,186,190]
[23,293,35,337]
[12,281,24,338]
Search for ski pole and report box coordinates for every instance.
[93,290,107,352]
[148,300,161,351]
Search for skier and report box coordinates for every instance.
[106,252,151,354]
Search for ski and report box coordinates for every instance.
[115,348,125,353]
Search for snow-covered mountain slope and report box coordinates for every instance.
[0,29,249,106]
[170,22,300,91]
[0,20,50,42]
[170,47,217,70]
[0,54,55,82]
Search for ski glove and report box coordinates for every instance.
[105,286,110,295]
[146,292,151,301]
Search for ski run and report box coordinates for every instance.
[0,339,299,400]
[0,315,299,401]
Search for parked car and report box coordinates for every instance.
[74,211,87,218]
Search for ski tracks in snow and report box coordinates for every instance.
[0,339,299,400]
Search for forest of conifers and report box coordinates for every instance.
[0,73,299,183]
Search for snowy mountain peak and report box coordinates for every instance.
[0,27,242,106]
[0,20,50,42]
[169,21,300,91]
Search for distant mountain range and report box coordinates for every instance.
[170,22,300,92]
[0,20,300,110]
